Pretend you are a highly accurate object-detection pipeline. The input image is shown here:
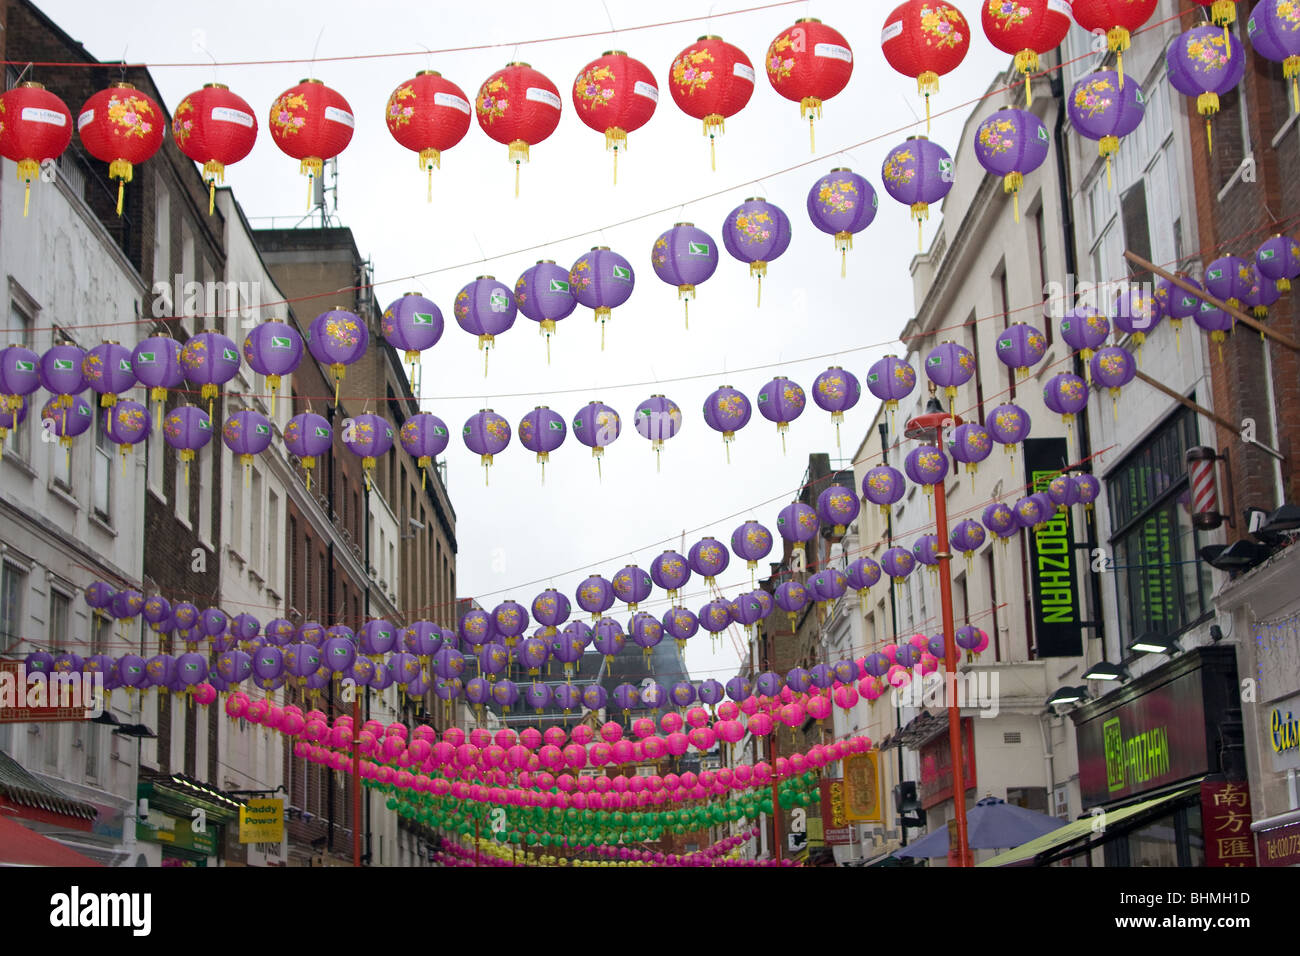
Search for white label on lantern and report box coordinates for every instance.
[324,106,355,128]
[633,80,659,102]
[21,107,67,127]
[210,106,254,127]
[732,62,755,83]
[814,43,853,63]
[525,87,562,110]
[881,20,904,44]
[77,109,95,130]
[433,91,471,114]
[1048,0,1073,16]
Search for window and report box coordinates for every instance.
[4,300,32,461]
[181,230,195,335]
[147,418,166,500]
[153,174,171,289]
[52,423,73,491]
[250,470,264,573]
[49,589,70,649]
[288,516,298,611]
[230,456,244,557]
[267,491,280,588]
[93,405,112,520]
[985,550,1000,662]
[1033,206,1053,347]
[174,444,191,526]
[1119,179,1152,278]
[1107,407,1212,644]
[0,563,24,653]
[198,440,213,545]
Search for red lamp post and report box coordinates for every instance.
[904,392,971,867]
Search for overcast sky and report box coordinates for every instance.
[37,0,1010,685]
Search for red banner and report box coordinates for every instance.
[1255,819,1300,867]
[1201,779,1256,867]
[0,660,94,723]
[819,778,851,845]
[919,719,976,810]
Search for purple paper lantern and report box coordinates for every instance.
[612,683,640,716]
[85,581,116,613]
[806,167,878,275]
[634,395,682,470]
[1042,373,1090,427]
[924,341,976,404]
[516,636,549,675]
[612,565,653,612]
[1256,235,1300,292]
[688,537,730,585]
[985,403,1031,459]
[180,329,240,414]
[1154,275,1203,344]
[454,277,516,373]
[359,620,397,657]
[812,366,861,448]
[576,574,616,620]
[731,591,766,628]
[322,637,357,675]
[523,681,551,713]
[463,409,511,483]
[573,400,620,477]
[0,344,40,411]
[866,355,916,423]
[950,518,986,557]
[730,520,773,570]
[399,413,450,483]
[946,422,993,484]
[1112,287,1165,353]
[162,404,213,478]
[904,446,949,499]
[757,376,805,449]
[629,611,664,655]
[296,621,325,646]
[1047,473,1081,510]
[432,647,465,681]
[308,308,369,401]
[593,617,625,662]
[104,400,150,463]
[127,338,182,429]
[698,600,731,635]
[816,485,860,535]
[223,409,273,477]
[808,568,847,607]
[670,680,698,708]
[726,675,753,702]
[863,464,906,515]
[569,247,635,348]
[881,136,954,249]
[651,223,719,326]
[774,580,808,626]
[702,385,751,460]
[996,323,1048,380]
[516,405,566,482]
[912,535,940,568]
[39,341,87,407]
[38,393,91,454]
[582,683,608,711]
[514,260,578,360]
[651,551,691,600]
[1249,0,1300,111]
[722,197,793,307]
[142,594,170,631]
[1014,494,1050,531]
[1245,266,1281,320]
[846,557,882,594]
[1075,473,1101,509]
[1060,305,1111,370]
[1195,297,1234,354]
[973,107,1049,222]
[82,342,136,416]
[403,622,442,660]
[1089,346,1137,412]
[777,502,819,555]
[457,608,494,649]
[662,606,699,647]
[1067,70,1145,189]
[284,412,332,490]
[172,602,201,632]
[1204,255,1254,311]
[242,320,303,414]
[786,667,813,694]
[342,412,394,487]
[381,292,443,371]
[492,601,530,645]
[531,589,571,629]
[880,546,915,582]
[1166,25,1245,152]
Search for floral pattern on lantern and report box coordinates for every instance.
[722,198,792,307]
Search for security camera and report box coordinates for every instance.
[408,518,425,531]
[302,811,314,823]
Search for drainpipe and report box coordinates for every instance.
[1039,712,1057,809]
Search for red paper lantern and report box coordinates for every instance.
[172,83,258,215]
[668,35,755,170]
[980,0,1073,106]
[77,82,164,216]
[268,79,355,209]
[1071,0,1159,87]
[385,70,472,201]
[475,62,563,198]
[0,82,73,217]
[765,18,854,153]
[571,51,658,184]
[881,0,971,131]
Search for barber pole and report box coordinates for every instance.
[1187,446,1222,530]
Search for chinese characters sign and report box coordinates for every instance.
[842,751,882,822]
[1200,780,1255,867]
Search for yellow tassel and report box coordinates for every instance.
[23,181,30,218]
[116,179,124,216]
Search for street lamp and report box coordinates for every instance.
[903,392,972,868]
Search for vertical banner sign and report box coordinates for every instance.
[819,778,852,844]
[1023,437,1081,657]
[1200,780,1256,866]
[842,751,882,822]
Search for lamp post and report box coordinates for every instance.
[904,392,972,868]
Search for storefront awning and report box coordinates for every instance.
[978,783,1201,867]
[0,749,97,829]
[0,815,102,867]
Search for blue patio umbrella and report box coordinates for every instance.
[894,796,1065,858]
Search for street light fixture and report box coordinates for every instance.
[1046,686,1091,708]
[1129,634,1180,656]
[1081,661,1130,682]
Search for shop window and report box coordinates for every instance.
[1,562,25,654]
[1106,406,1213,644]
[1119,179,1151,278]
[93,405,112,521]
